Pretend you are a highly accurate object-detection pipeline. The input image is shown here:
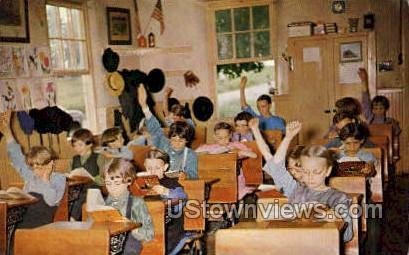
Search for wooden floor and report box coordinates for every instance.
[202,174,409,255]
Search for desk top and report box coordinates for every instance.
[233,219,345,231]
[0,196,38,209]
[39,220,140,236]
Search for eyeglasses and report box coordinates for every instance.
[104,175,126,185]
[170,136,187,143]
[299,168,327,175]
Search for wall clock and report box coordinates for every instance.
[332,0,346,14]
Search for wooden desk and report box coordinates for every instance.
[14,220,140,255]
[216,219,344,255]
[256,188,289,221]
[0,197,38,255]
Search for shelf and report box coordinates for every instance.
[114,46,192,57]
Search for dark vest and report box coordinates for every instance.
[17,192,57,229]
[72,152,99,177]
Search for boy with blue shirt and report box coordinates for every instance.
[239,76,286,132]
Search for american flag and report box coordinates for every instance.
[151,0,165,34]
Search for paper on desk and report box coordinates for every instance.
[66,167,95,181]
[0,187,35,200]
[86,189,125,222]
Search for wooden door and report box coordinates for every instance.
[287,37,333,143]
[332,33,372,105]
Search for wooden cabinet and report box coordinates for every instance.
[275,32,376,143]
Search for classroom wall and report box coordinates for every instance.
[87,0,211,132]
[1,0,408,172]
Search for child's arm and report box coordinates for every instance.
[162,87,173,118]
[249,118,273,161]
[137,85,171,150]
[153,185,187,200]
[184,150,198,179]
[130,197,154,241]
[239,76,249,109]
[274,121,302,164]
[231,142,257,159]
[250,118,300,197]
[1,111,34,181]
[359,68,373,122]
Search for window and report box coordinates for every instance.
[46,4,88,72]
[46,3,94,128]
[210,1,276,118]
[215,5,271,61]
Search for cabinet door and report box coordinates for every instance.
[332,34,369,106]
[287,37,333,143]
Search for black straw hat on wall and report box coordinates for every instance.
[192,96,214,122]
[102,48,120,72]
[146,68,165,93]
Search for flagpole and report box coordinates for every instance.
[142,16,153,36]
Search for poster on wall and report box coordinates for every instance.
[0,46,13,78]
[12,46,29,77]
[29,78,47,109]
[16,78,33,110]
[0,79,23,111]
[339,62,363,84]
[42,78,56,106]
[27,46,51,76]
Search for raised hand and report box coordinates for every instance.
[358,68,368,83]
[248,118,259,130]
[0,111,12,137]
[285,121,302,139]
[164,87,173,96]
[239,76,248,90]
[137,84,148,108]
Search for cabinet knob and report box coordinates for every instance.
[324,110,331,114]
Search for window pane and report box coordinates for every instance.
[62,40,72,69]
[72,41,87,70]
[46,5,59,37]
[234,7,250,31]
[254,31,270,57]
[71,9,85,39]
[252,5,269,29]
[215,9,231,33]
[217,34,233,60]
[217,60,275,118]
[56,76,86,118]
[59,7,70,38]
[236,33,251,58]
[50,39,63,69]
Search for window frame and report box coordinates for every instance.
[46,1,90,75]
[45,0,98,132]
[207,0,277,119]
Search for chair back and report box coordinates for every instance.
[241,141,263,185]
[198,153,238,203]
[179,179,206,231]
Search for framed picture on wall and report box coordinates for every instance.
[106,7,132,45]
[340,41,362,63]
[0,0,30,43]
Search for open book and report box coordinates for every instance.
[66,167,95,181]
[85,189,127,222]
[0,187,36,200]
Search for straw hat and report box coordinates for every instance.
[106,71,125,96]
